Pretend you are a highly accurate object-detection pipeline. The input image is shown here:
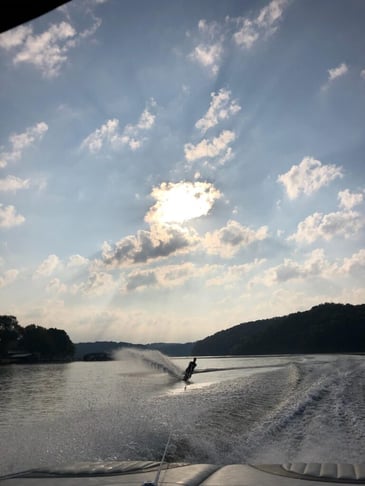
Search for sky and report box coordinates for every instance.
[0,0,364,344]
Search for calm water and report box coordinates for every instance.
[1,351,365,475]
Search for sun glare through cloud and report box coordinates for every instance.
[145,181,222,224]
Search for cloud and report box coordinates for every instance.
[81,102,156,153]
[328,62,348,82]
[338,189,363,210]
[101,224,199,267]
[0,4,103,79]
[0,122,48,168]
[321,62,349,91]
[154,262,203,288]
[122,262,215,293]
[145,181,222,224]
[204,219,268,257]
[233,0,289,49]
[277,156,343,199]
[361,69,365,80]
[72,271,115,296]
[0,25,32,48]
[251,248,334,286]
[184,130,235,162]
[195,88,241,134]
[189,41,223,76]
[34,254,61,277]
[206,259,266,286]
[0,204,25,228]
[81,118,119,153]
[0,269,19,288]
[341,249,365,276]
[124,270,157,292]
[67,254,89,268]
[188,18,224,76]
[289,210,364,244]
[188,1,289,74]
[46,278,67,294]
[0,175,30,192]
[251,248,365,289]
[0,22,77,78]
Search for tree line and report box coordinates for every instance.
[192,303,365,356]
[0,315,74,362]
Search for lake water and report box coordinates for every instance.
[1,350,365,476]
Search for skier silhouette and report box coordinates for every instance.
[184,357,197,381]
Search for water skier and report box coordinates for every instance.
[184,357,197,381]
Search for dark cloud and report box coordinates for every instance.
[102,224,198,266]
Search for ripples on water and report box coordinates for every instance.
[1,351,365,475]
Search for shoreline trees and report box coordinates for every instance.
[0,316,74,363]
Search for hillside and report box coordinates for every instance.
[192,303,365,356]
[74,340,194,360]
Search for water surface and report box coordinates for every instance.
[1,351,364,475]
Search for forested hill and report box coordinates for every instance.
[74,340,194,360]
[192,303,365,356]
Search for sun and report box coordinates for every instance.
[145,181,221,224]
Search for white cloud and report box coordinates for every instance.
[233,0,289,49]
[251,249,335,287]
[233,19,259,49]
[361,69,365,80]
[189,1,289,74]
[145,181,222,224]
[277,156,343,199]
[0,269,19,288]
[0,22,77,78]
[289,210,364,244]
[341,249,365,276]
[81,118,119,153]
[195,88,241,134]
[256,0,288,28]
[204,220,268,257]
[251,248,365,289]
[0,204,25,228]
[184,130,235,162]
[0,175,30,192]
[188,18,224,75]
[0,25,32,49]
[81,103,156,153]
[189,41,223,76]
[0,122,48,168]
[67,254,89,268]
[0,6,104,78]
[34,254,61,277]
[338,189,363,210]
[328,62,348,82]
